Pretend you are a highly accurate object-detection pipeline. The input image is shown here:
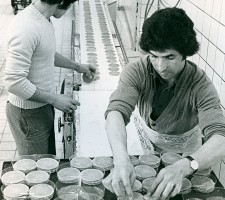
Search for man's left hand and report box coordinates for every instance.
[76,63,96,79]
[144,159,191,200]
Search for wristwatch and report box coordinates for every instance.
[186,155,199,174]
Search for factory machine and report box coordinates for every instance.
[59,0,142,159]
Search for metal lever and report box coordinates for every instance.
[58,117,64,133]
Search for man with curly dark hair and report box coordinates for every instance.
[103,7,225,200]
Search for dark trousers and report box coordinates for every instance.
[6,102,56,155]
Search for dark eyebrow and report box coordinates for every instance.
[149,52,176,58]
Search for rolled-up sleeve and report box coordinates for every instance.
[194,73,225,140]
[105,61,143,124]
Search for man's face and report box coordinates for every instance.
[149,49,185,83]
[53,3,72,18]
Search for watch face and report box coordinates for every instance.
[191,160,199,170]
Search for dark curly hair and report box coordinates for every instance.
[41,0,78,9]
[139,7,199,57]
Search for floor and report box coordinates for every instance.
[0,1,73,175]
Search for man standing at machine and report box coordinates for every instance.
[4,0,95,155]
[103,7,225,200]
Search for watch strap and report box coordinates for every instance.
[186,155,198,174]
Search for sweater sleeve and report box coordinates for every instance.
[193,71,225,140]
[4,21,39,99]
[105,59,144,124]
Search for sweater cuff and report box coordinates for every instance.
[19,83,36,99]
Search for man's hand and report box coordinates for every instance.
[102,158,136,198]
[144,159,192,200]
[76,63,96,79]
[52,94,80,113]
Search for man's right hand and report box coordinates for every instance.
[102,157,136,199]
[52,94,80,113]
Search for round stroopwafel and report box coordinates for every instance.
[139,154,160,168]
[142,177,155,193]
[70,156,93,170]
[161,152,182,166]
[180,178,192,194]
[191,176,215,193]
[117,192,144,200]
[81,169,104,185]
[134,165,156,181]
[57,167,80,183]
[29,183,54,199]
[36,158,59,173]
[195,168,212,176]
[129,155,140,166]
[92,156,113,171]
[132,179,142,192]
[13,159,37,174]
[25,170,50,186]
[1,170,25,185]
[3,183,29,199]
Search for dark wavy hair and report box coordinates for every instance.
[41,0,78,9]
[139,7,199,57]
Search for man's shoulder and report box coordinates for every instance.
[186,60,206,77]
[125,55,149,70]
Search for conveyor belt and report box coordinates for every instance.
[71,0,143,157]
[61,0,143,158]
[80,0,122,91]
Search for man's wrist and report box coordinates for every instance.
[174,158,194,177]
[113,152,130,166]
[74,62,80,71]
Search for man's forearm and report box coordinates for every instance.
[105,111,130,164]
[191,134,225,170]
[28,88,55,104]
[54,52,80,70]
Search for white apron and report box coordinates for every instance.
[133,108,202,154]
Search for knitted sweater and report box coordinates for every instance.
[4,4,56,109]
[105,56,225,140]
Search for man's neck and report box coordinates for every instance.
[33,0,56,20]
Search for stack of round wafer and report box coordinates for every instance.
[13,158,37,174]
[180,178,192,194]
[81,169,104,185]
[161,152,182,166]
[29,182,55,199]
[142,177,156,193]
[92,156,114,171]
[139,154,160,170]
[57,166,80,184]
[37,157,59,173]
[129,155,140,166]
[3,183,29,199]
[25,170,50,186]
[134,165,156,181]
[132,179,142,192]
[1,170,25,185]
[191,175,215,193]
[70,156,93,170]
